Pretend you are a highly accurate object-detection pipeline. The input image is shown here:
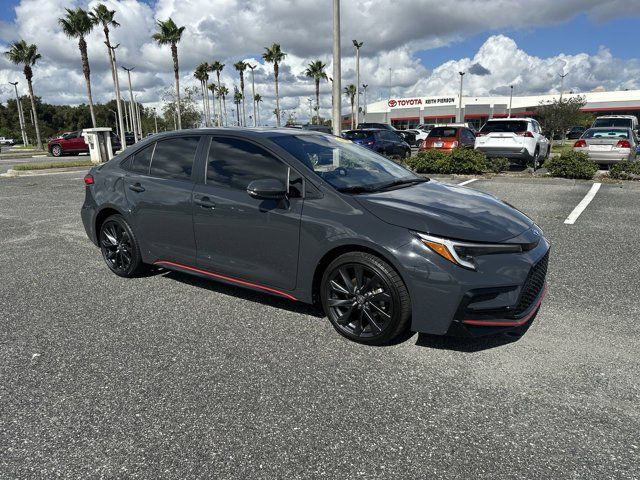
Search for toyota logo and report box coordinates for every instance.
[388,99,397,108]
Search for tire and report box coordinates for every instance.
[51,144,62,157]
[404,148,411,159]
[532,148,540,169]
[98,214,148,278]
[320,252,411,345]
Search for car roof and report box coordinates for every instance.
[587,126,631,130]
[142,127,330,141]
[594,115,636,119]
[485,118,534,122]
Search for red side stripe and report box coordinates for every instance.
[154,260,298,301]
[462,285,547,327]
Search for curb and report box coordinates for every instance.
[1,166,92,177]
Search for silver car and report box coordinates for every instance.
[573,127,638,164]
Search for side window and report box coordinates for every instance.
[129,143,155,174]
[150,136,200,180]
[207,137,289,191]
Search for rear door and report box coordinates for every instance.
[123,135,202,264]
[68,131,87,152]
[192,135,303,291]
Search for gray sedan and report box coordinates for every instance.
[573,127,638,164]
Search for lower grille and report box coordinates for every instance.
[513,251,549,316]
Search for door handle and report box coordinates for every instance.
[194,197,216,209]
[129,183,145,193]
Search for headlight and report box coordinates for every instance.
[417,232,526,270]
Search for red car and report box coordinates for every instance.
[420,126,476,152]
[48,130,122,157]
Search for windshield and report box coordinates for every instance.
[428,127,457,137]
[583,128,630,139]
[592,118,633,128]
[480,121,528,133]
[270,134,422,192]
[343,131,374,140]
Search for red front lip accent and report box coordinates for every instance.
[153,260,298,301]
[462,284,547,327]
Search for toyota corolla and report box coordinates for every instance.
[81,128,550,345]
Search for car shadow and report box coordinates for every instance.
[414,330,526,352]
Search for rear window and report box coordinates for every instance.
[428,127,457,137]
[343,131,373,140]
[583,129,629,139]
[592,118,634,128]
[480,121,528,133]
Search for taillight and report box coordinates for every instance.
[84,174,94,185]
[517,131,534,137]
[366,141,375,146]
[616,140,631,149]
[574,140,587,148]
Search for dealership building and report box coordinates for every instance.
[356,89,640,130]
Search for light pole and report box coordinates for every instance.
[352,40,363,128]
[331,0,341,135]
[108,108,119,140]
[108,43,126,150]
[458,71,465,123]
[122,66,139,142]
[135,94,143,138]
[508,85,514,118]
[248,64,257,127]
[362,83,368,122]
[307,98,314,124]
[9,82,28,146]
[153,107,158,134]
[559,72,569,101]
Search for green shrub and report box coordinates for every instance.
[484,157,510,173]
[12,159,93,171]
[545,151,598,179]
[407,148,488,174]
[609,161,640,180]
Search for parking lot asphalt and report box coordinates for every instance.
[1,171,639,479]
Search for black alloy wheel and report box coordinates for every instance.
[99,214,146,277]
[321,252,411,344]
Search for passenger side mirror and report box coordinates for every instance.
[246,178,287,200]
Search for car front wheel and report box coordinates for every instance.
[99,214,148,278]
[321,252,411,345]
[51,144,62,157]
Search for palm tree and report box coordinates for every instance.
[194,63,208,126]
[304,60,327,125]
[233,86,243,126]
[59,7,97,127]
[344,84,357,129]
[4,41,43,149]
[211,61,225,126]
[262,43,286,127]
[89,3,125,143]
[217,85,229,126]
[254,93,263,126]
[208,83,217,126]
[152,18,185,129]
[233,61,247,126]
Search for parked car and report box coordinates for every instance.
[405,129,430,148]
[48,130,123,157]
[343,128,411,158]
[357,122,416,146]
[420,126,476,152]
[0,137,16,146]
[474,118,550,166]
[82,128,550,344]
[591,115,638,132]
[566,126,587,139]
[302,124,332,134]
[416,123,435,132]
[573,127,638,165]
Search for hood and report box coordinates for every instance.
[355,180,533,242]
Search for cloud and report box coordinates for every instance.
[0,0,638,125]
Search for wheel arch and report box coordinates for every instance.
[94,206,125,238]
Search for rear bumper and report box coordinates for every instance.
[475,145,533,162]
[575,149,634,164]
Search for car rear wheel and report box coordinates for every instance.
[99,214,148,278]
[51,144,62,157]
[321,252,411,345]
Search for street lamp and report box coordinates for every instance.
[248,64,257,127]
[8,82,28,146]
[121,66,139,142]
[352,39,363,128]
[153,107,158,134]
[134,94,143,138]
[108,108,119,140]
[307,97,314,124]
[362,84,368,122]
[508,85,514,118]
[107,43,126,151]
[331,0,341,135]
[559,72,569,101]
[458,71,465,123]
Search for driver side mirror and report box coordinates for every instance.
[246,178,287,200]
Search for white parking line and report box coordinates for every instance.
[564,182,601,225]
[458,178,478,186]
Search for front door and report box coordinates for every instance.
[123,136,201,264]
[193,136,303,291]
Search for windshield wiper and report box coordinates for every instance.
[374,177,428,191]
[336,185,378,194]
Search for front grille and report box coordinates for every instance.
[513,251,549,316]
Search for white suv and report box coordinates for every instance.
[474,118,550,166]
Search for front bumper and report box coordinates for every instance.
[400,227,550,336]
